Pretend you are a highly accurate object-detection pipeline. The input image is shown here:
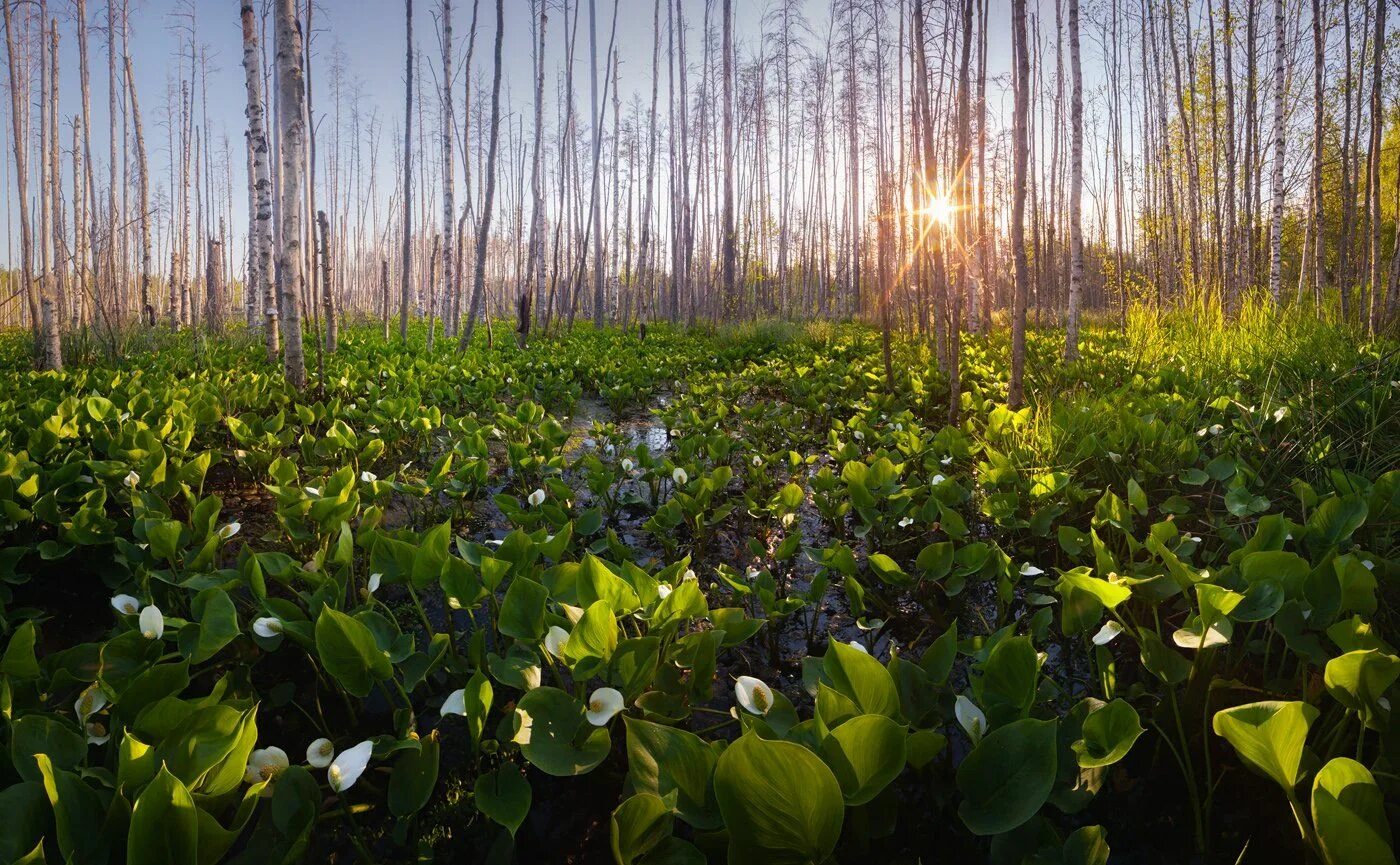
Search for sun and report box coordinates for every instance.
[912,195,958,229]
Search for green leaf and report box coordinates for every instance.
[512,686,611,776]
[1212,700,1319,791]
[11,714,87,782]
[388,733,441,817]
[824,639,900,719]
[578,553,640,613]
[956,717,1058,836]
[818,713,907,805]
[976,635,1040,726]
[713,733,844,865]
[475,765,531,836]
[624,716,721,830]
[315,607,392,697]
[1311,757,1396,865]
[563,600,619,666]
[1072,699,1144,768]
[1,620,40,679]
[498,577,549,642]
[34,753,111,864]
[180,588,239,664]
[610,793,674,865]
[1324,650,1400,731]
[129,765,199,865]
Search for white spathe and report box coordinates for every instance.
[734,676,774,716]
[327,740,373,792]
[139,605,164,640]
[585,688,625,725]
[955,695,987,746]
[306,738,335,768]
[110,594,140,615]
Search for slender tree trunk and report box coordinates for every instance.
[1009,0,1030,408]
[205,238,225,332]
[401,0,414,341]
[720,0,736,320]
[275,0,307,388]
[4,0,38,339]
[1268,0,1284,302]
[1310,0,1326,307]
[1364,0,1384,331]
[125,56,152,327]
[242,0,279,358]
[459,0,505,348]
[1065,0,1083,359]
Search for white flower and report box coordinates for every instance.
[941,455,954,466]
[847,640,869,654]
[1196,427,1209,437]
[734,676,774,716]
[752,455,762,467]
[1108,451,1122,463]
[682,569,697,582]
[621,458,635,472]
[669,429,680,438]
[252,617,284,638]
[1019,563,1045,576]
[327,740,373,792]
[656,583,673,600]
[306,738,335,768]
[898,516,914,527]
[111,594,141,615]
[543,625,570,658]
[441,689,466,716]
[360,470,378,483]
[217,522,241,540]
[75,685,107,722]
[527,488,546,507]
[745,566,760,581]
[305,486,321,497]
[123,470,140,488]
[244,746,290,785]
[894,423,904,431]
[672,467,688,485]
[585,687,625,725]
[367,572,383,594]
[955,695,987,745]
[139,605,164,640]
[1273,407,1287,422]
[1092,621,1123,645]
[930,474,946,485]
[853,430,865,441]
[85,720,110,745]
[1208,424,1223,435]
[521,665,542,690]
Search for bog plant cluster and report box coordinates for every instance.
[0,308,1395,864]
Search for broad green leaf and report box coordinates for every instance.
[512,686,610,776]
[624,716,721,830]
[1324,650,1400,731]
[1212,700,1318,791]
[818,713,907,805]
[610,793,674,865]
[956,717,1058,836]
[563,600,619,666]
[713,733,844,865]
[824,639,900,719]
[498,576,549,642]
[129,765,198,865]
[475,765,531,836]
[388,733,440,817]
[1072,699,1144,768]
[1311,757,1395,865]
[315,607,392,697]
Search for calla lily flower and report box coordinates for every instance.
[252,617,284,638]
[367,572,383,594]
[522,666,542,690]
[621,458,635,472]
[1019,563,1046,576]
[123,470,140,488]
[585,687,625,725]
[734,676,774,716]
[941,455,954,466]
[75,685,107,721]
[245,746,290,786]
[543,625,570,658]
[682,569,697,581]
[672,467,688,485]
[85,721,110,745]
[745,566,760,581]
[306,738,335,768]
[955,695,987,745]
[1092,621,1123,645]
[656,583,673,600]
[139,605,164,640]
[848,640,869,654]
[853,430,864,440]
[898,516,914,527]
[930,474,947,485]
[441,689,466,716]
[360,470,378,483]
[751,455,762,467]
[327,740,373,792]
[111,594,141,615]
[527,488,546,507]
[217,522,241,539]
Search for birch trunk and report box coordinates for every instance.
[274,0,307,388]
